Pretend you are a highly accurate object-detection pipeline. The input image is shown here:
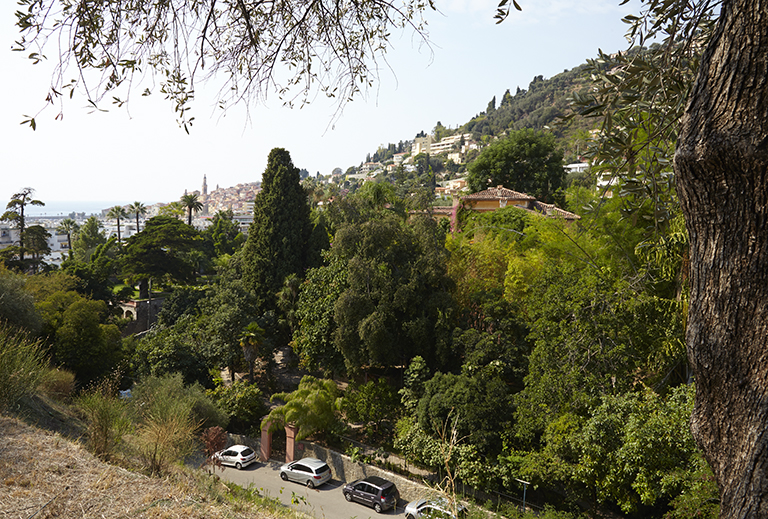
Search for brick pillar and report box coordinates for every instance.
[285,423,299,463]
[260,420,272,462]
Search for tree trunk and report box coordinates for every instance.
[675,0,768,515]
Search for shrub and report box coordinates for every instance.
[77,376,133,460]
[40,368,76,401]
[129,374,227,474]
[0,324,47,411]
[207,379,266,435]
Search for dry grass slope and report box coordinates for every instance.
[0,416,297,519]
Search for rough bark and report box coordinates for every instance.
[675,0,768,515]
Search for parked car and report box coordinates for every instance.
[213,445,257,469]
[404,497,467,519]
[279,457,332,488]
[342,475,400,513]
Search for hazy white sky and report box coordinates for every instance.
[1,0,636,214]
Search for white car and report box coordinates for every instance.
[404,497,467,519]
[279,457,332,488]
[213,445,257,469]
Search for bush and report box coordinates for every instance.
[129,374,227,474]
[207,379,266,435]
[0,324,47,411]
[77,376,133,460]
[40,368,76,401]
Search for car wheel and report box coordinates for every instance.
[280,472,288,481]
[306,480,315,489]
[235,462,242,470]
[374,503,382,513]
[406,515,415,519]
[344,492,352,502]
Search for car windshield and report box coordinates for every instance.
[381,485,397,497]
[241,448,254,456]
[316,463,329,473]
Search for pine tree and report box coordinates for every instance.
[241,148,312,311]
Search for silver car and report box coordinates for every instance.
[213,444,257,470]
[279,457,332,488]
[404,497,467,519]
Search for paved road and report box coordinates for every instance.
[214,460,407,519]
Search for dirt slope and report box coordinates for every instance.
[0,416,291,519]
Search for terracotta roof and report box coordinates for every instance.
[462,185,536,201]
[531,201,581,220]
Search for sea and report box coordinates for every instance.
[26,201,155,218]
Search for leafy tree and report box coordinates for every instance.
[262,376,342,441]
[121,215,200,298]
[196,280,264,383]
[207,380,267,435]
[158,201,185,219]
[1,187,44,264]
[417,371,513,459]
[343,378,400,437]
[330,213,455,375]
[180,194,203,226]
[21,225,51,273]
[241,148,313,312]
[72,216,107,262]
[467,129,565,203]
[131,315,212,387]
[107,205,129,244]
[36,290,123,385]
[292,252,349,376]
[399,356,430,413]
[127,201,148,233]
[62,239,124,305]
[202,209,244,258]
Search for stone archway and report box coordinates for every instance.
[260,420,300,463]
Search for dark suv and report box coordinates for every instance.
[342,475,400,513]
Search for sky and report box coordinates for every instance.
[1,0,638,215]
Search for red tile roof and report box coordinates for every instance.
[462,185,536,201]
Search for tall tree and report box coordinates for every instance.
[56,218,79,258]
[128,201,148,233]
[121,215,200,299]
[673,1,768,515]
[71,216,107,262]
[241,148,313,311]
[467,129,565,202]
[180,194,203,226]
[23,225,51,273]
[1,188,44,263]
[107,205,129,244]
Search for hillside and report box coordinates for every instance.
[0,411,297,519]
[368,62,597,166]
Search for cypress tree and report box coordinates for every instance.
[242,148,312,311]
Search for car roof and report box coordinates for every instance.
[292,457,328,468]
[229,444,252,451]
[362,476,392,488]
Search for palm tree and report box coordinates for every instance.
[128,201,147,233]
[239,322,265,385]
[107,205,128,243]
[180,193,203,226]
[56,218,79,258]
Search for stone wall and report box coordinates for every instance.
[224,433,433,502]
[298,441,432,502]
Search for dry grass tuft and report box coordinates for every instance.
[0,416,302,519]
